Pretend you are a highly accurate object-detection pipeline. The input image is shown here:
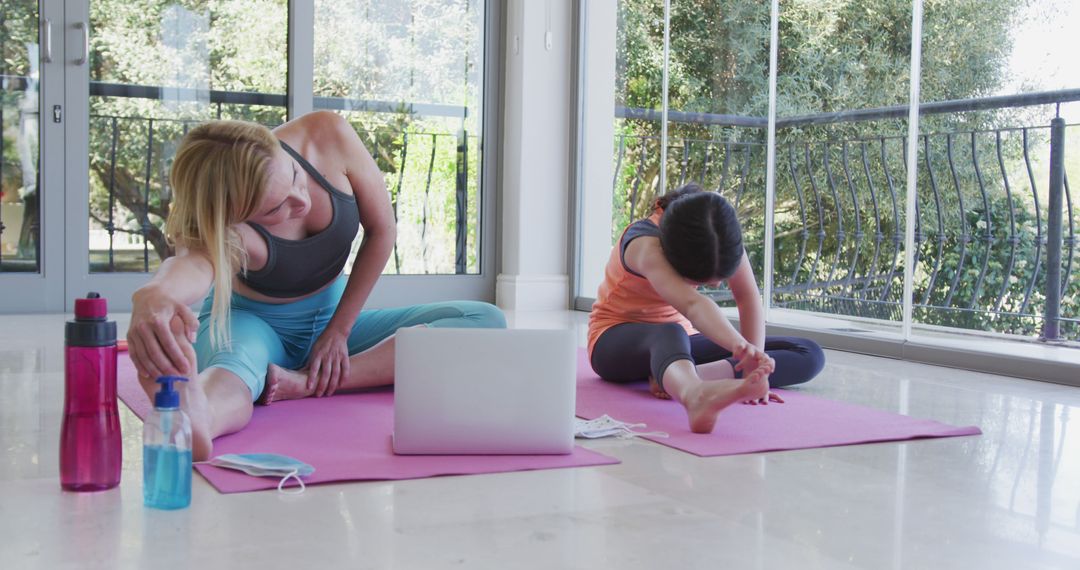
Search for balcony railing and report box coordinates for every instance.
[0,79,478,276]
[613,90,1080,341]
[3,77,1077,340]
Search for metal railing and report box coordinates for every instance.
[90,81,470,121]
[613,90,1080,340]
[0,79,478,276]
[3,77,1077,338]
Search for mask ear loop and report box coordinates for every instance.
[613,420,669,439]
[277,468,305,494]
[621,428,670,439]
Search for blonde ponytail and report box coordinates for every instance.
[166,120,278,349]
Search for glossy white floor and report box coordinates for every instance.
[2,310,1079,570]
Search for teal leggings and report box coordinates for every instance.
[194,276,507,400]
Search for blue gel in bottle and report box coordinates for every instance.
[143,376,192,510]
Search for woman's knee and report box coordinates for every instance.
[461,301,506,328]
[807,338,825,369]
[591,353,649,384]
[773,337,825,387]
[395,301,506,330]
[791,337,825,379]
[194,312,285,400]
[592,322,688,383]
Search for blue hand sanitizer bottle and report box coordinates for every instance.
[143,376,192,509]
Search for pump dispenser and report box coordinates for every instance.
[143,376,192,509]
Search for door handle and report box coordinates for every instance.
[74,21,88,65]
[42,19,52,63]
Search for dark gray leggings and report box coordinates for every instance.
[591,322,825,390]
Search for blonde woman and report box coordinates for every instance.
[127,111,505,460]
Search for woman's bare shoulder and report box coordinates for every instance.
[307,110,349,132]
[272,112,360,173]
[274,111,349,143]
[623,233,663,275]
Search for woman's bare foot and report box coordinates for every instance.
[643,375,669,399]
[682,373,767,433]
[648,375,672,400]
[180,379,213,462]
[258,364,315,405]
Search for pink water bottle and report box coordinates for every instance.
[60,292,121,491]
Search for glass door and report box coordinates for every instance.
[311,0,497,306]
[63,0,289,312]
[1,1,497,315]
[0,0,64,312]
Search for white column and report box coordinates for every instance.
[762,0,779,320]
[497,0,575,311]
[287,1,314,119]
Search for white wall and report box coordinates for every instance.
[496,0,575,311]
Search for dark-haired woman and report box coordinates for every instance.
[588,184,824,433]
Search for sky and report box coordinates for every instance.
[1001,0,1080,121]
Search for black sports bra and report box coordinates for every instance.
[237,141,361,298]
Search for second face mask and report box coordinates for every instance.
[204,453,316,493]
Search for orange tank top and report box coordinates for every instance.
[587,209,695,356]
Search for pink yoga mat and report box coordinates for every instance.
[575,350,981,456]
[117,356,618,493]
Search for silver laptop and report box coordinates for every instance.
[393,327,576,455]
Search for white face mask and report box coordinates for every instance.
[574,415,669,440]
[202,453,315,494]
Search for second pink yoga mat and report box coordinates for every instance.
[117,356,619,494]
[575,350,981,456]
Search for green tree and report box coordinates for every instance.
[83,0,483,275]
[0,0,42,269]
[614,0,1078,338]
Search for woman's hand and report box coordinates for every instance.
[743,391,785,406]
[306,328,350,397]
[128,286,199,379]
[731,343,781,405]
[731,342,775,379]
[742,370,784,405]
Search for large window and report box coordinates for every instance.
[314,0,486,276]
[83,0,489,278]
[576,0,1080,345]
[665,0,770,303]
[86,0,288,274]
[0,1,495,313]
[579,0,770,307]
[773,0,912,333]
[0,1,40,273]
[912,0,1080,340]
